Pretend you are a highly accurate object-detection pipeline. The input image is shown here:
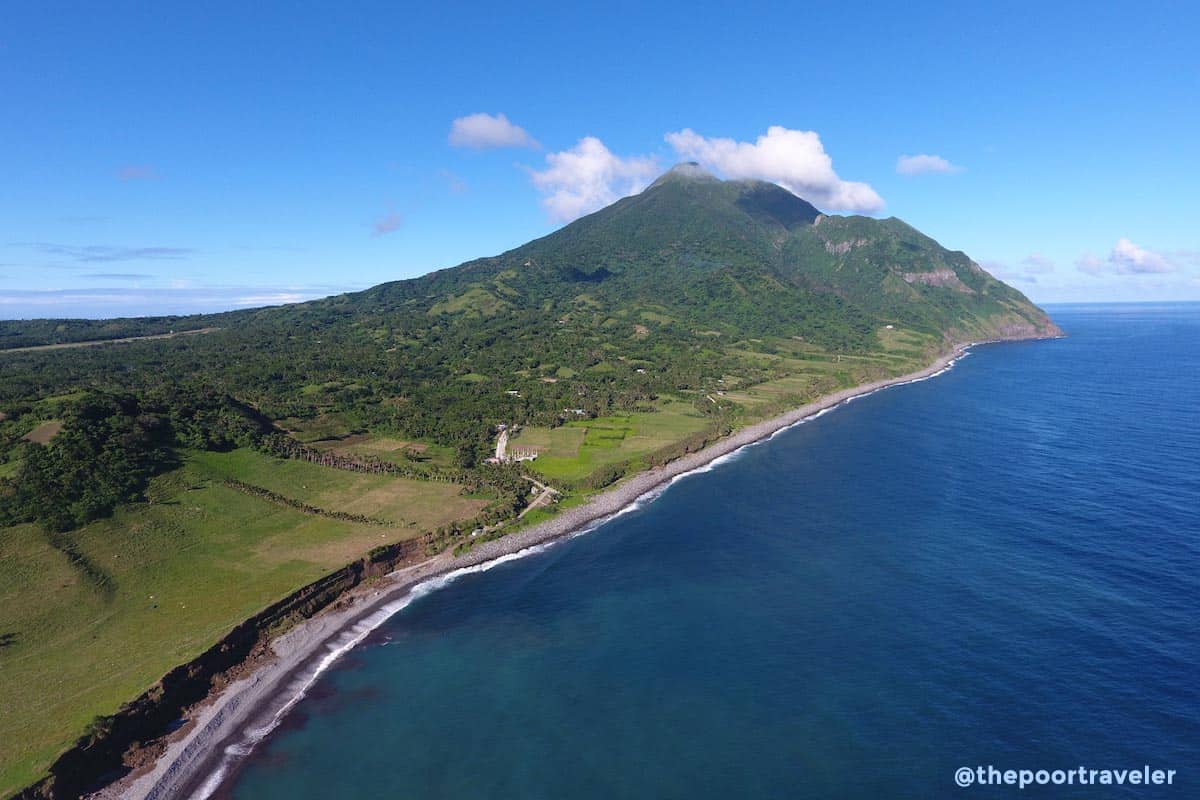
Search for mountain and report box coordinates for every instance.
[348,161,1058,348]
[1,164,1059,478]
[1,162,1057,353]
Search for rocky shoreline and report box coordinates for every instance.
[91,340,990,800]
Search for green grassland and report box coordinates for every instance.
[721,327,936,416]
[277,412,363,443]
[513,399,712,483]
[0,449,491,795]
[428,286,511,317]
[190,449,487,530]
[308,435,458,470]
[511,329,936,487]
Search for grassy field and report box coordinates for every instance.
[308,434,458,470]
[513,332,936,486]
[721,327,936,416]
[0,449,491,795]
[190,449,487,532]
[512,399,711,483]
[277,412,362,443]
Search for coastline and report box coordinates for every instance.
[94,339,989,800]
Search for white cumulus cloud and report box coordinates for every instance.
[1109,237,1172,273]
[896,154,964,176]
[1077,238,1174,275]
[449,112,539,150]
[528,137,659,223]
[664,126,884,213]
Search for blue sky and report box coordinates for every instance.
[2,1,1197,318]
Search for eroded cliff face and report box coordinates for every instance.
[991,317,1065,340]
[903,269,975,293]
[941,310,1063,350]
[12,538,428,800]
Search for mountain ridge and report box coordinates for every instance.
[343,163,1058,347]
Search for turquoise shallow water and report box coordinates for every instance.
[220,304,1199,799]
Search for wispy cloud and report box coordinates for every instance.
[1077,238,1175,275]
[896,154,964,176]
[12,242,194,263]
[0,285,362,319]
[528,137,659,222]
[1173,250,1200,270]
[982,254,1055,284]
[1022,254,1055,273]
[118,164,160,181]
[230,292,310,306]
[79,272,153,280]
[449,112,539,150]
[439,169,469,194]
[665,126,884,213]
[372,211,403,237]
[231,244,308,253]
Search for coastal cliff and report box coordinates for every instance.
[10,538,427,800]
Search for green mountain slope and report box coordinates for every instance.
[350,162,1056,347]
[1,164,1058,478]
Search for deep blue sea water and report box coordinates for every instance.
[221,304,1199,799]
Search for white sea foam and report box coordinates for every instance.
[189,544,565,799]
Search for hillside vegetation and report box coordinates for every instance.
[0,165,1058,796]
[0,164,1057,464]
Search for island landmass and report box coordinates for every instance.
[0,166,1059,799]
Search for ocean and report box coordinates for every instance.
[217,303,1199,799]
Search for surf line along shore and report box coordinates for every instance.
[95,339,990,800]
